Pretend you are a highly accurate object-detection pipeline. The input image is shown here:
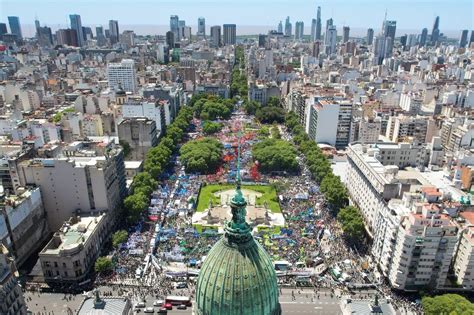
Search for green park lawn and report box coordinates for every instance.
[196,184,281,213]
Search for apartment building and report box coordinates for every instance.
[117,118,158,161]
[39,214,107,283]
[0,187,50,267]
[107,59,137,93]
[0,245,27,315]
[388,204,458,291]
[386,115,435,143]
[18,142,126,231]
[453,212,474,290]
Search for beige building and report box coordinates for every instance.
[0,245,27,315]
[388,204,458,291]
[453,212,474,290]
[39,214,107,283]
[117,117,158,161]
[18,143,126,231]
[386,115,436,143]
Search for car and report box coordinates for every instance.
[144,307,154,313]
[134,302,146,309]
[176,282,187,289]
[153,300,164,307]
[177,304,187,310]
[163,303,173,310]
[157,308,168,314]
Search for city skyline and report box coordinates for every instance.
[1,0,472,37]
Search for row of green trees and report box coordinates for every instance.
[231,46,248,98]
[284,112,366,244]
[180,138,224,174]
[123,106,194,223]
[252,138,298,173]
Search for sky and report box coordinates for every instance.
[1,0,472,37]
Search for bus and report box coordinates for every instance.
[165,296,192,307]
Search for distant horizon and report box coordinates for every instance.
[1,0,472,38]
[10,24,469,40]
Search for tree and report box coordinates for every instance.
[267,96,281,108]
[180,138,223,174]
[252,139,298,173]
[337,206,365,244]
[124,192,148,222]
[320,174,348,211]
[202,121,223,135]
[95,257,113,273]
[243,100,261,115]
[119,140,131,158]
[200,101,231,120]
[422,294,474,315]
[255,106,286,124]
[112,230,128,248]
[132,172,157,196]
[257,126,270,138]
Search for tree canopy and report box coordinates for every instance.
[94,256,113,274]
[202,121,223,135]
[256,106,286,124]
[180,137,223,174]
[252,139,298,173]
[337,206,365,244]
[112,230,128,248]
[422,294,474,315]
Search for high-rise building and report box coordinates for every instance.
[223,24,236,45]
[0,23,7,37]
[400,34,407,48]
[470,31,474,47]
[342,26,350,43]
[82,26,93,41]
[7,16,22,40]
[170,15,179,39]
[325,18,333,34]
[285,16,292,37]
[56,28,78,47]
[69,14,84,46]
[431,16,440,44]
[19,144,126,231]
[295,21,304,41]
[166,31,175,48]
[316,6,322,40]
[367,28,374,45]
[96,26,106,46]
[108,20,119,44]
[277,21,283,33]
[460,29,469,48]
[420,28,428,46]
[325,24,337,55]
[383,20,397,40]
[311,19,317,41]
[0,245,27,315]
[258,34,267,47]
[107,59,137,93]
[197,17,206,37]
[178,20,186,40]
[118,118,158,160]
[210,25,221,47]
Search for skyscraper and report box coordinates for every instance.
[285,16,292,37]
[431,16,440,44]
[367,28,374,45]
[197,17,206,37]
[69,14,84,46]
[210,26,221,48]
[96,26,106,46]
[316,6,322,40]
[0,23,7,38]
[178,20,186,40]
[343,26,350,43]
[311,19,317,41]
[170,15,179,39]
[277,21,283,33]
[109,20,119,44]
[7,16,22,40]
[420,28,428,46]
[459,30,469,48]
[470,31,474,47]
[383,20,397,40]
[325,25,337,55]
[223,24,236,45]
[295,21,304,41]
[166,31,175,48]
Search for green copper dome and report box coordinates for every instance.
[195,140,280,315]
